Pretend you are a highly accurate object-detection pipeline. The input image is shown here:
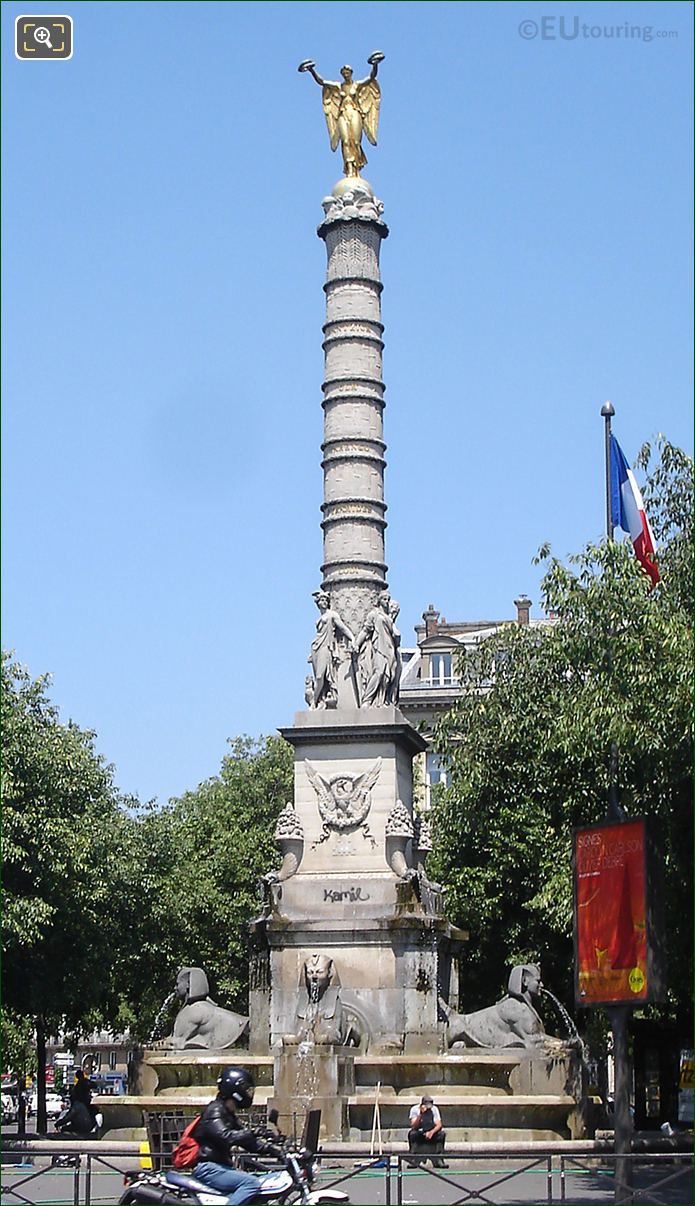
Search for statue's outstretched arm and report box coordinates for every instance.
[361,50,385,83]
[298,60,329,87]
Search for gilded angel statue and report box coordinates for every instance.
[298,52,385,178]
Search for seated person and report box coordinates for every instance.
[407,1095,448,1168]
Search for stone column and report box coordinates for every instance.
[317,184,389,638]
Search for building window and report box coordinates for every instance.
[426,753,448,806]
[429,653,456,685]
[109,1051,117,1071]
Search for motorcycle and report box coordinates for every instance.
[118,1110,349,1205]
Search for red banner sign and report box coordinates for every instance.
[574,818,649,1006]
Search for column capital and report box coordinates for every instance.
[317,184,389,240]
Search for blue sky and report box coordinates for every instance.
[2,0,692,806]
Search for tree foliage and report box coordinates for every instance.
[115,735,293,1040]
[0,1008,35,1079]
[1,653,136,1032]
[636,435,693,613]
[431,439,693,1033]
[2,644,293,1052]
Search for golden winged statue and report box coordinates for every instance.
[298,53,385,178]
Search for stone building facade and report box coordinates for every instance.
[399,596,545,805]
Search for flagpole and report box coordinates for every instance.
[600,401,633,1205]
[601,401,615,540]
[601,401,623,824]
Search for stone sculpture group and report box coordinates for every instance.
[163,959,548,1055]
[307,587,401,710]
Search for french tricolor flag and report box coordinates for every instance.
[610,435,659,588]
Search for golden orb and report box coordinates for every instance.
[332,176,374,198]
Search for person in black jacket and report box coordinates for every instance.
[58,1071,97,1136]
[192,1067,267,1204]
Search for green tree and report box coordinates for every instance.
[116,735,293,1040]
[636,435,693,613]
[0,1008,35,1082]
[2,655,294,1103]
[1,653,137,1127]
[431,440,693,1035]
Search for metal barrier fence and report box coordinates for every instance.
[1,1139,692,1205]
[142,1108,270,1170]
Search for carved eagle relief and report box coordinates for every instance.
[305,757,381,847]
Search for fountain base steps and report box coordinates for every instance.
[346,1095,579,1144]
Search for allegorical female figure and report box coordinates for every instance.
[308,589,356,708]
[298,53,384,178]
[389,596,402,700]
[355,590,400,707]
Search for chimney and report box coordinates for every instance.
[514,594,531,626]
[422,604,440,638]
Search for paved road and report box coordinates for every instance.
[2,1158,693,1205]
[2,1129,692,1206]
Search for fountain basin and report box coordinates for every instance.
[101,1045,592,1143]
[130,1051,274,1096]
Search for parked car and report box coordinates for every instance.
[28,1090,65,1118]
[46,1092,66,1118]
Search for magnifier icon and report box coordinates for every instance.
[34,26,53,49]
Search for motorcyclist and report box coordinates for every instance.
[56,1071,97,1136]
[191,1066,273,1204]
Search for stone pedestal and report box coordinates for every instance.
[270,1043,355,1141]
[251,707,466,1066]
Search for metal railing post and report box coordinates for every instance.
[547,1154,553,1203]
[73,1153,81,1205]
[85,1152,92,1206]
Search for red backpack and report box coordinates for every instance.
[172,1114,202,1169]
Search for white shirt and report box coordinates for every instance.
[409,1103,441,1125]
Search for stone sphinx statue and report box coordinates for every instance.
[440,964,546,1049]
[283,954,357,1047]
[165,967,249,1050]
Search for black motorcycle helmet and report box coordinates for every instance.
[217,1066,255,1109]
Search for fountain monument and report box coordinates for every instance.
[104,55,592,1146]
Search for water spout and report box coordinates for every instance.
[541,987,581,1044]
[305,977,321,1038]
[295,1039,318,1103]
[147,991,176,1044]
